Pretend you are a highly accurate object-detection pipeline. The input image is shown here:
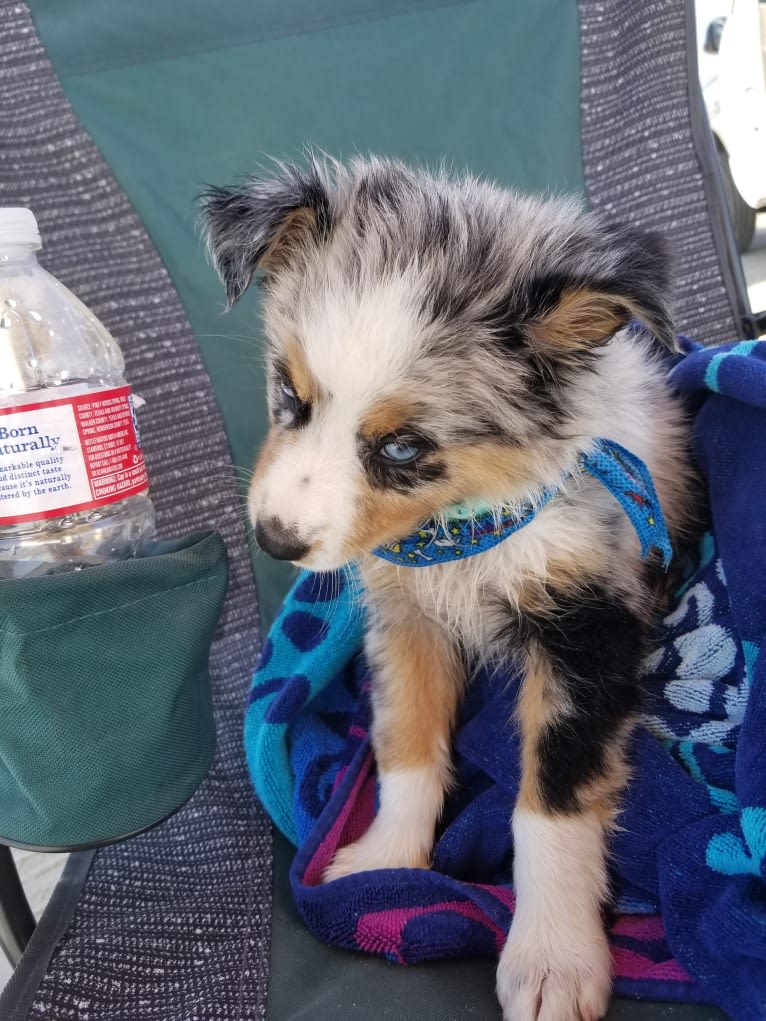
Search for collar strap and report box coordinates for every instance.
[372,438,673,568]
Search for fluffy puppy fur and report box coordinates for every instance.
[201,156,696,1021]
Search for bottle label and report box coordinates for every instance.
[0,386,149,526]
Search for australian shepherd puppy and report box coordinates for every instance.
[202,157,695,1021]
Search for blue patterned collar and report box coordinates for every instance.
[372,439,673,568]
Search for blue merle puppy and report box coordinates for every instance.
[202,156,695,1021]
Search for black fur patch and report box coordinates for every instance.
[287,398,312,430]
[356,169,408,216]
[427,193,452,252]
[514,586,645,813]
[360,431,445,492]
[270,362,312,429]
[426,279,475,328]
[199,161,333,306]
[365,457,447,492]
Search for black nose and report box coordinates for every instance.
[254,517,310,562]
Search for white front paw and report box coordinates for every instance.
[322,766,442,882]
[496,921,612,1021]
[322,816,430,883]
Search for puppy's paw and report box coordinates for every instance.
[495,922,611,1021]
[321,818,430,883]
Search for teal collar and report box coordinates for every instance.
[372,439,673,568]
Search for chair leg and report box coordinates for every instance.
[0,846,36,967]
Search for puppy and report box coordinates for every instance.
[201,157,695,1021]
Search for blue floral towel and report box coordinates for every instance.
[245,339,766,1021]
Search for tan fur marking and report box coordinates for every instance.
[359,395,416,442]
[577,721,634,829]
[530,288,627,350]
[261,207,319,273]
[346,479,452,555]
[447,442,545,502]
[515,646,633,828]
[369,608,463,773]
[529,286,675,353]
[282,338,321,405]
[251,426,289,487]
[515,650,566,813]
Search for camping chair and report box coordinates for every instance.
[0,0,758,1017]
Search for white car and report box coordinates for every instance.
[700,0,766,250]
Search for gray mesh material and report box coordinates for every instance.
[579,0,745,346]
[0,3,271,1018]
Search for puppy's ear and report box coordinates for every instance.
[527,225,676,353]
[199,162,332,307]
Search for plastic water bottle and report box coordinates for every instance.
[0,208,155,578]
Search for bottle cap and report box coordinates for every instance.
[0,208,42,250]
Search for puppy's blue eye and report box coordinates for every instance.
[280,379,298,405]
[379,439,420,463]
